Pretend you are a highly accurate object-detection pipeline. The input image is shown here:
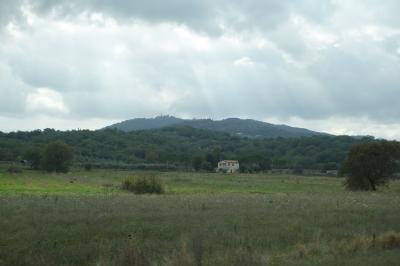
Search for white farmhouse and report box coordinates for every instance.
[217,160,240,173]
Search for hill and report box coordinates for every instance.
[104,116,327,138]
[105,116,184,131]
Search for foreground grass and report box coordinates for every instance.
[1,193,400,265]
[2,168,399,195]
[0,168,352,195]
[1,167,400,265]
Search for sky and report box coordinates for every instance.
[0,0,400,139]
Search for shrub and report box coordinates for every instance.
[7,165,23,174]
[121,175,165,194]
[84,163,92,171]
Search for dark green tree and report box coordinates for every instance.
[259,157,272,171]
[341,141,400,191]
[24,146,42,170]
[205,151,219,168]
[192,155,203,171]
[41,141,73,173]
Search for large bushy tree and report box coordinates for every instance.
[41,141,73,173]
[341,141,400,191]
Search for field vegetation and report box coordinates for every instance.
[1,165,400,265]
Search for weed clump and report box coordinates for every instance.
[291,231,400,263]
[121,175,165,194]
[335,236,372,254]
[117,240,150,266]
[97,240,150,266]
[163,241,195,266]
[379,231,400,249]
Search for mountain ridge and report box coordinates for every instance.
[104,115,329,138]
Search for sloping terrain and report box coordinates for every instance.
[105,116,326,138]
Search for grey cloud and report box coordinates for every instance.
[0,62,29,115]
[0,0,24,27]
[355,0,400,27]
[0,0,400,138]
[310,46,400,121]
[2,14,400,122]
[1,0,336,35]
[9,0,222,35]
[290,0,334,22]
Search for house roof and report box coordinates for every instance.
[219,160,239,163]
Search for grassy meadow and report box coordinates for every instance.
[1,166,400,265]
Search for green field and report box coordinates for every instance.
[1,167,400,265]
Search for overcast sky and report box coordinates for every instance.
[0,0,400,139]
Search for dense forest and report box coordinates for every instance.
[0,125,373,172]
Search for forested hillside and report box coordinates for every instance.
[105,116,326,138]
[0,126,372,172]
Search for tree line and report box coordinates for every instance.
[2,126,400,191]
[0,125,373,172]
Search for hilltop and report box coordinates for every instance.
[104,115,327,138]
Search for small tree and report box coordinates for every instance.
[341,141,400,191]
[24,146,43,170]
[41,141,73,173]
